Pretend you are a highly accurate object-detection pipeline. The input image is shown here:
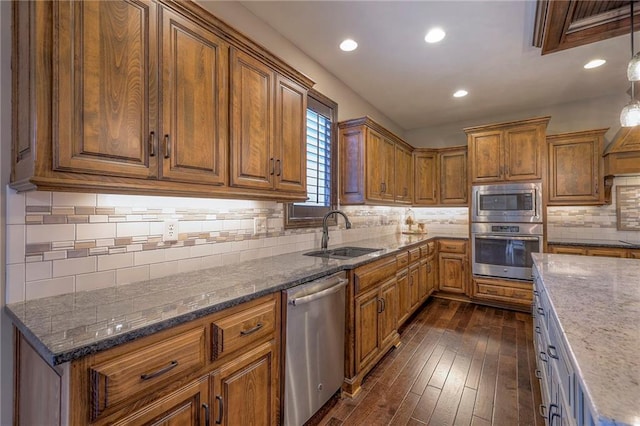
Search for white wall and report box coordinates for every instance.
[196,1,405,136]
[1,0,13,423]
[405,93,628,148]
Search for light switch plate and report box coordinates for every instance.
[254,217,267,235]
[163,220,179,242]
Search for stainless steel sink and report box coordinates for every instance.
[303,246,382,259]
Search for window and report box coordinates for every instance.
[284,90,338,228]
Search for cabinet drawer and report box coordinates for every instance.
[90,327,206,420]
[408,247,421,263]
[396,252,409,269]
[211,298,276,360]
[438,240,466,254]
[474,279,532,304]
[354,255,397,294]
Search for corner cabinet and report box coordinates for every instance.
[547,128,610,205]
[465,116,550,184]
[414,147,468,206]
[11,0,313,201]
[15,294,281,426]
[338,117,414,205]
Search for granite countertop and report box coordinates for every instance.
[6,232,467,366]
[547,238,640,249]
[532,253,640,426]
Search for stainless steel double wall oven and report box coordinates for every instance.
[471,182,543,281]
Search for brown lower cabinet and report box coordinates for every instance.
[438,240,468,294]
[15,294,280,426]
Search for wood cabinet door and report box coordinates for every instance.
[396,270,410,327]
[355,286,381,372]
[409,263,420,311]
[381,137,396,202]
[548,131,604,204]
[427,257,437,296]
[379,277,398,349]
[414,151,438,205]
[504,125,542,181]
[469,130,502,183]
[365,128,384,201]
[394,145,413,204]
[418,259,428,301]
[339,126,366,204]
[230,48,275,190]
[274,75,307,193]
[440,149,468,205]
[439,253,466,294]
[211,340,277,426]
[160,8,228,185]
[55,0,158,179]
[112,376,209,426]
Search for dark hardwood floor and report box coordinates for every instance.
[319,298,543,426]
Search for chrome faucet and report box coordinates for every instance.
[321,210,352,250]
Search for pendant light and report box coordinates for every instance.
[621,1,640,126]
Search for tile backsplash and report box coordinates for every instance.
[547,175,640,241]
[5,189,469,303]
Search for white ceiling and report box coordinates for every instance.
[240,0,632,132]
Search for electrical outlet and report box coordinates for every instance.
[163,220,179,242]
[254,217,267,235]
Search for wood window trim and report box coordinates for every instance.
[284,89,338,229]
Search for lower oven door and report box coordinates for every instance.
[472,234,542,280]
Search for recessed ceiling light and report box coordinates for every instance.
[453,89,468,98]
[584,59,606,69]
[425,28,446,44]
[339,39,358,52]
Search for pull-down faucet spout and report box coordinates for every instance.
[321,210,352,250]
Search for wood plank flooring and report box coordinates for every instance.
[318,298,543,426]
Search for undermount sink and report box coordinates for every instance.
[304,246,382,259]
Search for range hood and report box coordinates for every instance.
[603,126,640,176]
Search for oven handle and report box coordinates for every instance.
[474,235,540,242]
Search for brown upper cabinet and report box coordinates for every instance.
[547,128,611,205]
[465,117,550,184]
[229,49,307,195]
[338,117,414,205]
[413,147,468,206]
[11,0,313,201]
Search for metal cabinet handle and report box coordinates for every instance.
[276,159,281,176]
[381,298,386,312]
[149,132,156,157]
[163,135,171,159]
[595,179,599,195]
[203,403,211,426]
[270,158,275,175]
[533,290,539,296]
[535,326,541,334]
[549,404,560,425]
[547,345,559,360]
[535,369,542,379]
[377,299,383,313]
[539,351,548,362]
[140,360,178,380]
[241,322,263,336]
[215,395,224,424]
[539,404,547,418]
[537,307,545,316]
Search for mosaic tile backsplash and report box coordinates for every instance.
[547,175,640,241]
[5,188,468,303]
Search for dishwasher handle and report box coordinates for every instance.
[289,278,348,306]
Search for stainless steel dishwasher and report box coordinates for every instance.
[284,271,347,426]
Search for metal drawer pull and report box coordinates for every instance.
[549,403,560,425]
[535,369,542,379]
[547,345,559,360]
[240,322,263,336]
[163,135,171,159]
[216,395,224,424]
[537,307,545,316]
[203,403,211,426]
[539,351,548,362]
[140,360,178,380]
[535,326,541,334]
[539,404,547,418]
[149,132,156,157]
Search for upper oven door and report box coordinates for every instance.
[472,182,542,223]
